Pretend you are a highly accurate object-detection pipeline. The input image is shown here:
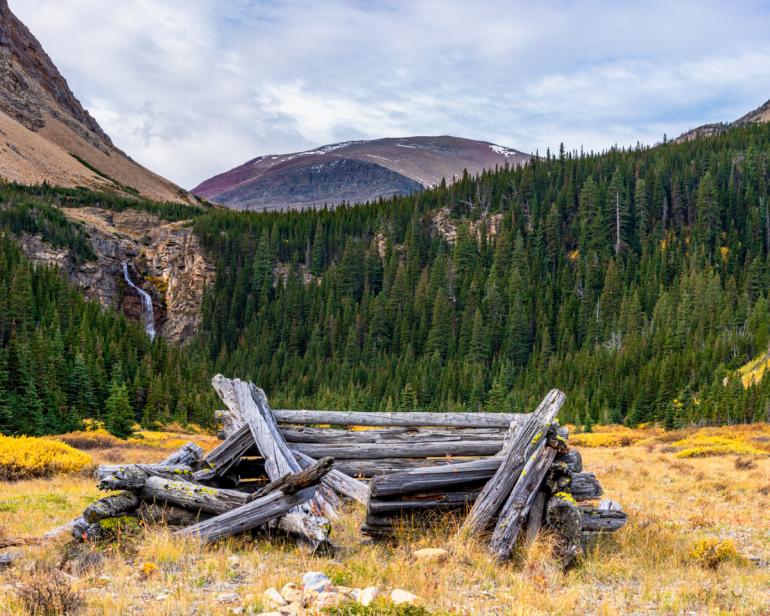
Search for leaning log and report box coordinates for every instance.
[461,389,566,536]
[83,492,140,524]
[488,430,561,560]
[211,376,333,541]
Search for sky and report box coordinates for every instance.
[10,0,770,189]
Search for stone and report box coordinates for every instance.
[155,593,169,601]
[302,571,331,593]
[262,588,287,608]
[357,587,379,606]
[391,589,419,605]
[217,592,240,604]
[280,583,303,603]
[413,547,449,563]
[313,592,341,609]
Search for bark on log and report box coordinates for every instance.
[555,450,583,473]
[367,489,480,515]
[274,409,529,429]
[488,442,559,560]
[370,457,501,498]
[578,506,627,532]
[461,389,566,536]
[161,442,204,467]
[83,492,140,524]
[293,450,369,505]
[137,502,209,526]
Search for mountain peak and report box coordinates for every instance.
[193,135,530,211]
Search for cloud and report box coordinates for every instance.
[9,0,770,188]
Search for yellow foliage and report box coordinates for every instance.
[56,428,123,450]
[0,435,93,480]
[567,249,580,261]
[737,351,770,388]
[672,434,767,458]
[719,245,730,262]
[688,538,741,569]
[570,426,649,448]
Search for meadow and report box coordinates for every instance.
[0,424,768,615]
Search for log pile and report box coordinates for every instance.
[69,376,625,565]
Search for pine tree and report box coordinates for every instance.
[104,364,135,438]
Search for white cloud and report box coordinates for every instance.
[9,0,770,188]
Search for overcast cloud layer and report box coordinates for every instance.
[10,0,770,189]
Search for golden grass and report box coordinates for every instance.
[0,426,769,614]
[0,435,93,480]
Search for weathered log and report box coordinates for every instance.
[214,409,240,439]
[555,449,582,473]
[524,491,547,545]
[578,505,627,532]
[137,502,210,527]
[211,376,333,541]
[293,450,369,505]
[367,489,480,515]
[293,441,504,459]
[546,493,582,568]
[140,476,249,515]
[370,457,501,498]
[461,389,566,536]
[178,486,321,544]
[545,460,573,494]
[282,426,506,444]
[571,473,603,501]
[95,464,194,491]
[83,492,140,524]
[202,424,255,476]
[489,437,559,560]
[251,457,334,499]
[161,442,204,467]
[333,457,469,477]
[274,409,529,429]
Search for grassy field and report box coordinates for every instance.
[0,425,769,615]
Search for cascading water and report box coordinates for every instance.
[121,262,156,340]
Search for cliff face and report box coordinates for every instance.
[17,208,213,344]
[0,0,199,204]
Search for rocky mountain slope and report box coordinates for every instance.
[0,0,196,204]
[676,98,770,142]
[193,136,530,211]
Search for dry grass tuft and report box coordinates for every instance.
[14,563,84,616]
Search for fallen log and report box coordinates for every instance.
[161,442,204,466]
[282,426,506,444]
[137,502,210,527]
[274,409,529,429]
[578,503,627,532]
[367,489,480,515]
[571,473,603,501]
[83,492,140,524]
[178,457,333,543]
[461,389,566,536]
[370,457,501,498]
[140,476,249,515]
[546,493,582,568]
[95,464,194,491]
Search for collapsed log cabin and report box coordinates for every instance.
[68,375,626,566]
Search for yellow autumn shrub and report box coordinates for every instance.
[672,434,766,458]
[688,538,742,569]
[0,435,93,480]
[56,428,123,450]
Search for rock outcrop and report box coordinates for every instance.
[18,207,213,344]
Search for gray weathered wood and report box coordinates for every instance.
[138,502,209,526]
[161,442,204,467]
[83,492,140,524]
[0,551,18,569]
[578,505,627,532]
[211,376,333,541]
[178,486,318,544]
[282,426,506,444]
[140,476,249,515]
[488,442,559,560]
[571,473,603,501]
[293,441,504,459]
[367,489,480,515]
[370,457,502,497]
[293,450,369,505]
[524,491,547,545]
[95,464,194,490]
[275,409,529,428]
[251,457,334,499]
[461,389,566,536]
[555,450,583,473]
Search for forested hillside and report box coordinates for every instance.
[0,232,214,435]
[194,123,770,428]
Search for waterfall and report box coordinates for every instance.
[121,262,156,340]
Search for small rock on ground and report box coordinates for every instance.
[413,547,449,562]
[391,589,419,605]
[357,586,379,606]
[302,571,331,593]
[263,587,288,607]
